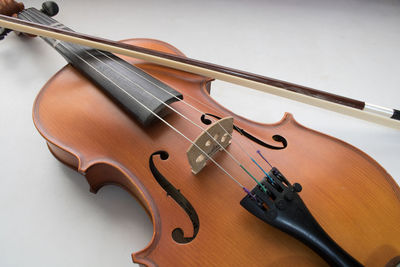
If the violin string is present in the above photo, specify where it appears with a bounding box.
[79,52,246,170]
[91,50,273,185]
[24,8,268,188]
[59,45,246,188]
[176,93,276,170]
[88,45,271,181]
[28,9,273,189]
[81,45,268,189]
[20,8,252,191]
[94,50,272,165]
[177,86,276,172]
[89,48,274,175]
[75,50,268,189]
[23,9,273,192]
[80,43,266,190]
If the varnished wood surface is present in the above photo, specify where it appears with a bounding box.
[1,1,400,266]
[33,39,400,266]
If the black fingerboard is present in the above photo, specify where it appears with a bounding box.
[18,8,183,126]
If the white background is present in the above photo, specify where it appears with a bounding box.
[0,0,399,266]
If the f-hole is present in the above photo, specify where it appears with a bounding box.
[149,151,199,243]
[201,113,287,150]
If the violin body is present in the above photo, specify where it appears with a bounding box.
[32,38,400,266]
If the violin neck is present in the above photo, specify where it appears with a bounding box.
[16,8,183,126]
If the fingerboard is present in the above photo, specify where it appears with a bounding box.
[18,8,183,126]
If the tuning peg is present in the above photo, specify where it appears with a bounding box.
[41,1,59,17]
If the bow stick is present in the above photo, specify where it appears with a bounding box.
[1,14,399,129]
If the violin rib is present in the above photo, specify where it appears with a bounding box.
[32,39,400,266]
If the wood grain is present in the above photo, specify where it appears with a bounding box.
[33,39,400,266]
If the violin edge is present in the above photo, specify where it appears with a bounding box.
[30,38,400,266]
[44,142,159,267]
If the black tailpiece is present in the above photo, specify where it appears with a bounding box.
[240,167,362,267]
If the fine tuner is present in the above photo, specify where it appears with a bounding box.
[1,1,400,266]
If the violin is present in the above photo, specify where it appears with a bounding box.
[1,1,399,266]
